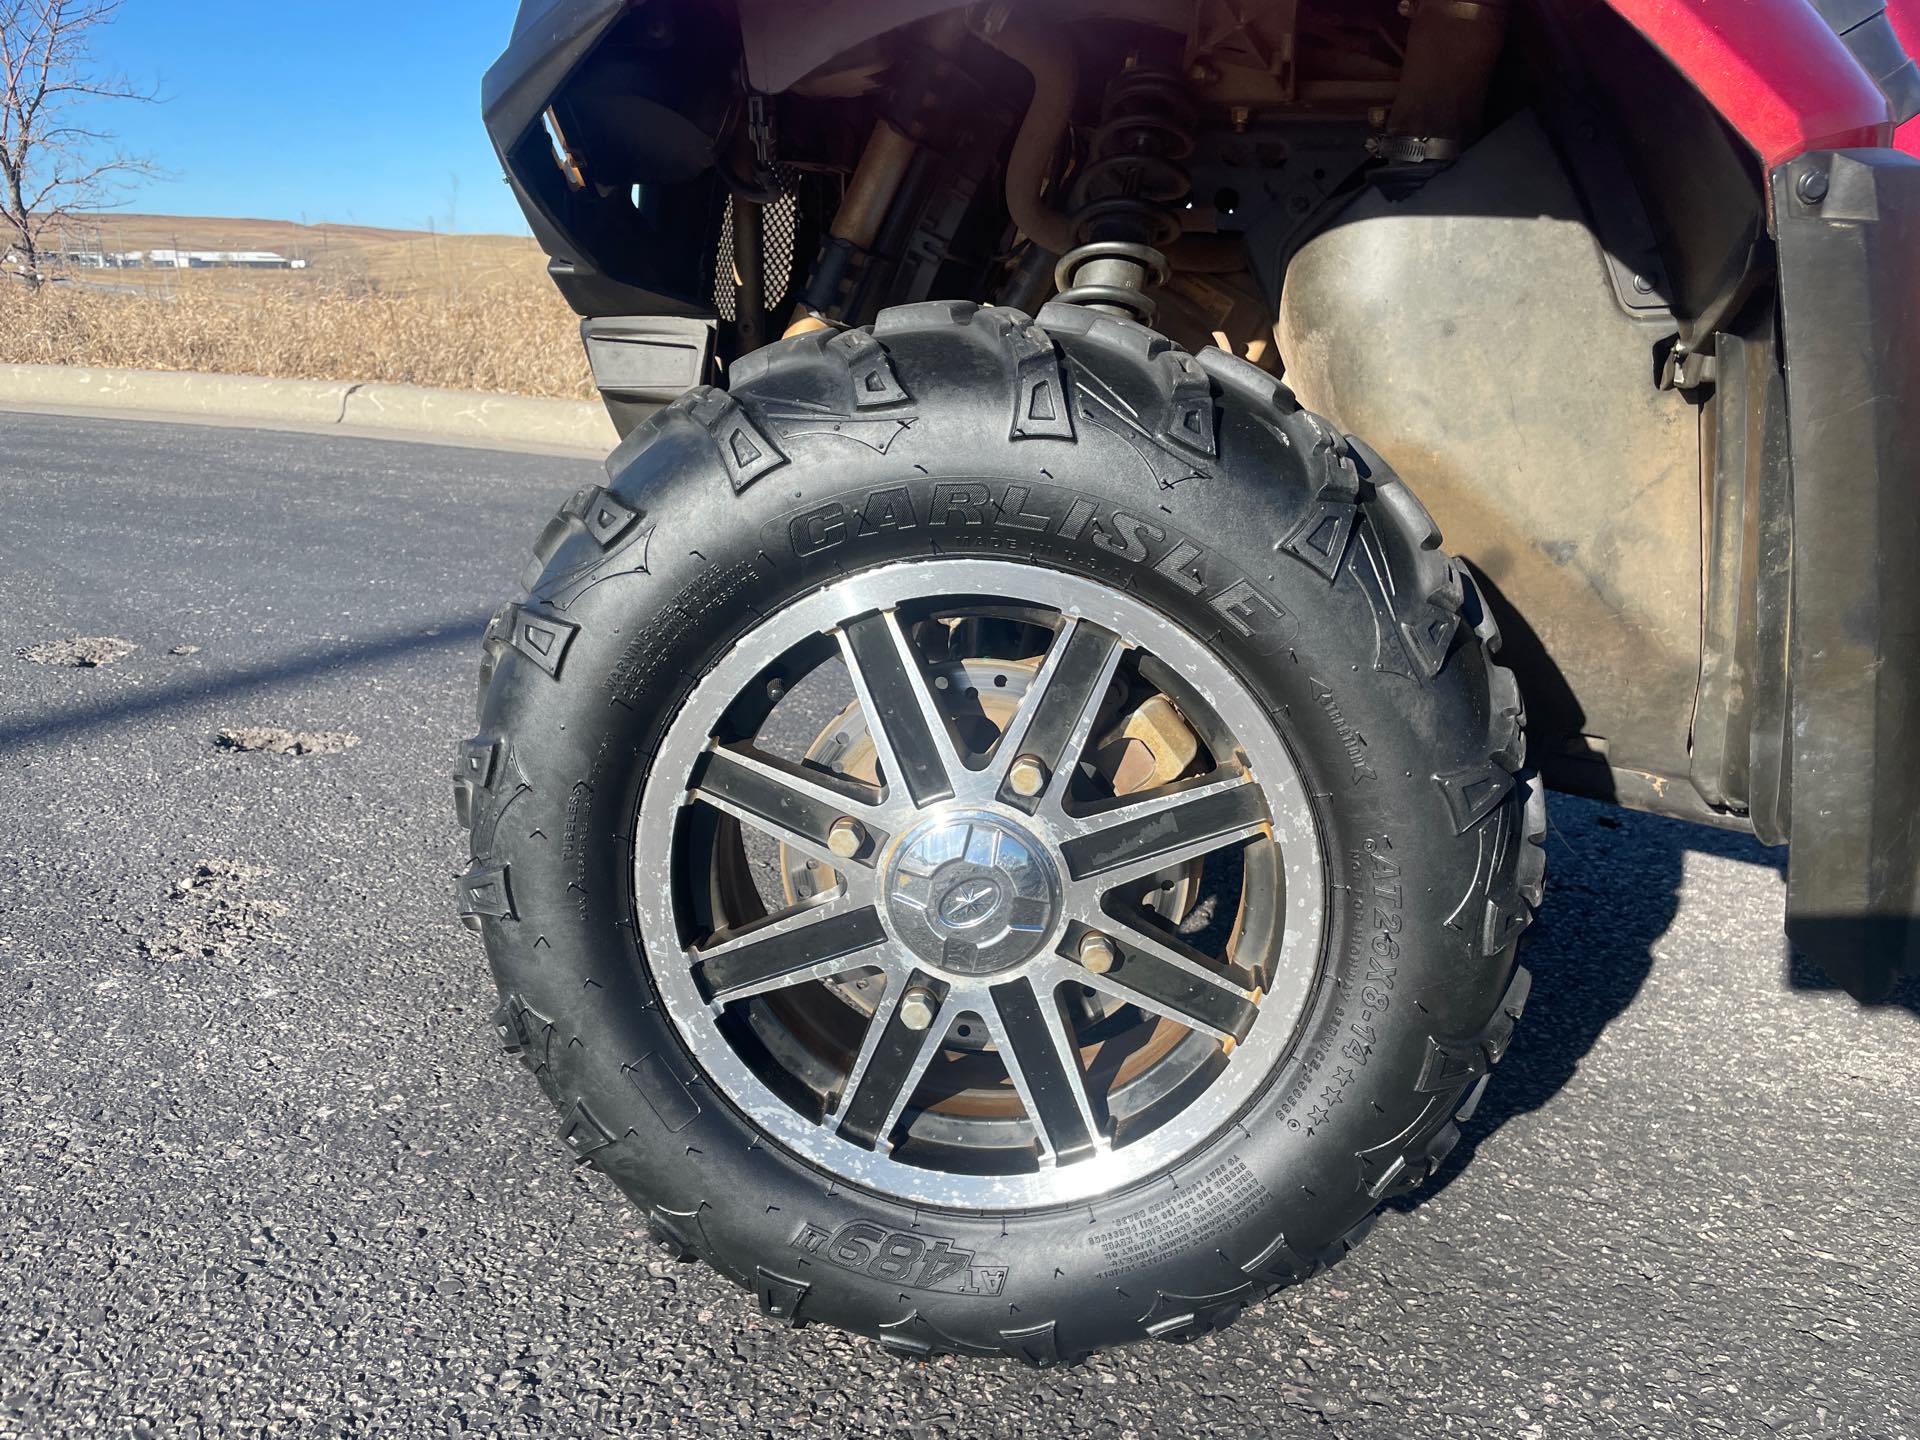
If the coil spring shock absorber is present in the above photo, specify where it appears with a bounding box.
[1054,65,1195,326]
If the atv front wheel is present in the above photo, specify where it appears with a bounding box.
[455,301,1543,1360]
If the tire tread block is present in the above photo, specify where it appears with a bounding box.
[684,388,788,493]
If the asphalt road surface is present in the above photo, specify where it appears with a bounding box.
[2,409,1915,1439]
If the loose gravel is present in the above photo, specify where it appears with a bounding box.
[216,725,362,756]
[18,634,137,666]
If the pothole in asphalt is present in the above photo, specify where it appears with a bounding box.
[18,635,137,667]
[217,726,361,756]
[141,859,291,962]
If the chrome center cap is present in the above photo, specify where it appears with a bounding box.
[884,811,1061,976]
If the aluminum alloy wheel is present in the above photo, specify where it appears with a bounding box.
[635,558,1326,1208]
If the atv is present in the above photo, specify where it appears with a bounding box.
[457,0,1920,1359]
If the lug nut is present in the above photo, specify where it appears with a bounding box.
[826,816,866,859]
[898,985,938,1031]
[1007,753,1048,798]
[1078,931,1117,975]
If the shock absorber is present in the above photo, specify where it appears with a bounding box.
[1054,64,1195,326]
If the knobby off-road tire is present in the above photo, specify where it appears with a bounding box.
[454,301,1545,1362]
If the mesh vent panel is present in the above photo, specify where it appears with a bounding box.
[712,167,801,324]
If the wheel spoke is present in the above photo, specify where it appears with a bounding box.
[837,610,961,808]
[1067,922,1258,1045]
[692,899,887,1004]
[835,970,947,1150]
[993,617,1125,811]
[689,744,888,869]
[1060,773,1268,892]
[986,975,1102,1164]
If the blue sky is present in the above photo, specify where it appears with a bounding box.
[85,1,530,234]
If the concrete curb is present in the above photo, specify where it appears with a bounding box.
[0,363,618,455]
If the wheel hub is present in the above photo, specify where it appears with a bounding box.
[635,558,1328,1208]
[883,811,1061,976]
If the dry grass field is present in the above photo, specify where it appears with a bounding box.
[0,214,595,399]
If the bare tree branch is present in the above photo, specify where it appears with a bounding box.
[0,0,157,283]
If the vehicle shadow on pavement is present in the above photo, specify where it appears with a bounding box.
[0,612,488,750]
[1397,799,1792,1210]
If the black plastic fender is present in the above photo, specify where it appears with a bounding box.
[1771,147,1920,1000]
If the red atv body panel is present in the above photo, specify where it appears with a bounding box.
[1894,0,1920,152]
[1611,0,1894,164]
